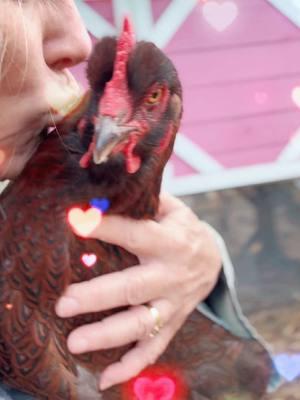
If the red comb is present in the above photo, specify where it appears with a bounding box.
[99,17,135,118]
[112,16,135,83]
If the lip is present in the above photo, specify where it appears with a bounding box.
[46,69,84,123]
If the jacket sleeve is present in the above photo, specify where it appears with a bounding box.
[0,385,34,400]
[198,226,282,393]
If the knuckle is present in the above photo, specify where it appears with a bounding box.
[171,231,187,252]
[143,346,161,365]
[125,275,146,306]
[153,336,168,359]
[185,239,200,259]
[178,206,197,226]
[125,226,143,252]
[135,312,150,338]
[146,349,159,366]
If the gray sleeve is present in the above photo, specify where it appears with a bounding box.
[0,385,34,400]
[197,226,282,392]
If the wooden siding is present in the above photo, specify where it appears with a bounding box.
[164,0,300,172]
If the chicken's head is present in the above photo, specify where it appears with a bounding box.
[78,17,182,181]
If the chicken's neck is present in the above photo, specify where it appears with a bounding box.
[22,130,166,221]
[86,150,164,220]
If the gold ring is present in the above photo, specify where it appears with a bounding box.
[145,304,163,338]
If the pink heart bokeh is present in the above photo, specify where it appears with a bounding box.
[81,253,97,268]
[202,1,238,32]
[292,86,300,108]
[134,377,175,400]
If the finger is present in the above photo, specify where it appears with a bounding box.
[156,192,184,221]
[67,301,172,354]
[157,193,199,233]
[99,316,183,391]
[55,264,171,317]
[87,215,172,258]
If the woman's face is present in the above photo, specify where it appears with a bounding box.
[0,0,92,179]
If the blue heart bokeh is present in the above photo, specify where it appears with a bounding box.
[90,198,111,213]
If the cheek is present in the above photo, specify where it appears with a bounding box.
[146,92,170,123]
[142,105,166,126]
[133,91,170,130]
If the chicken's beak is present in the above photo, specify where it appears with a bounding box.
[93,116,133,164]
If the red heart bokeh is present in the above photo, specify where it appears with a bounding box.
[134,377,175,400]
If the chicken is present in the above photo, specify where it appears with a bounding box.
[0,18,275,400]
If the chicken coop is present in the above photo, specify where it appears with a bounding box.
[73,0,300,196]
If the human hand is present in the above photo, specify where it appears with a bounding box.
[55,193,222,390]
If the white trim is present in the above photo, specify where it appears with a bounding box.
[277,127,300,162]
[174,133,224,173]
[77,0,197,46]
[130,0,154,40]
[162,162,300,195]
[266,0,300,28]
[112,0,153,40]
[162,162,175,184]
[149,0,199,48]
[112,0,131,31]
[75,0,116,38]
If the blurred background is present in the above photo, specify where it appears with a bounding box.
[73,1,300,398]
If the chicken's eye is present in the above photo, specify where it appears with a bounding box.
[146,88,163,105]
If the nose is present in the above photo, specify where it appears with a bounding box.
[43,1,92,70]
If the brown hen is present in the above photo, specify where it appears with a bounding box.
[0,19,276,400]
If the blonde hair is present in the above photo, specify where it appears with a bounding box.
[0,0,29,92]
[0,3,9,80]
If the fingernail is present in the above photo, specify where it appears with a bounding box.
[68,336,88,354]
[99,379,113,391]
[55,297,80,317]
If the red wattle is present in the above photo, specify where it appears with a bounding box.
[124,136,141,174]
[79,141,95,169]
[79,152,91,169]
[126,154,141,174]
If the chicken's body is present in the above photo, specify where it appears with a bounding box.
[0,20,275,400]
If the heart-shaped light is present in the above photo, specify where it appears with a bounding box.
[292,86,300,108]
[81,253,97,268]
[68,207,102,237]
[273,353,300,382]
[90,198,110,213]
[134,377,175,400]
[202,1,238,32]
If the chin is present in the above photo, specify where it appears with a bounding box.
[0,156,26,180]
